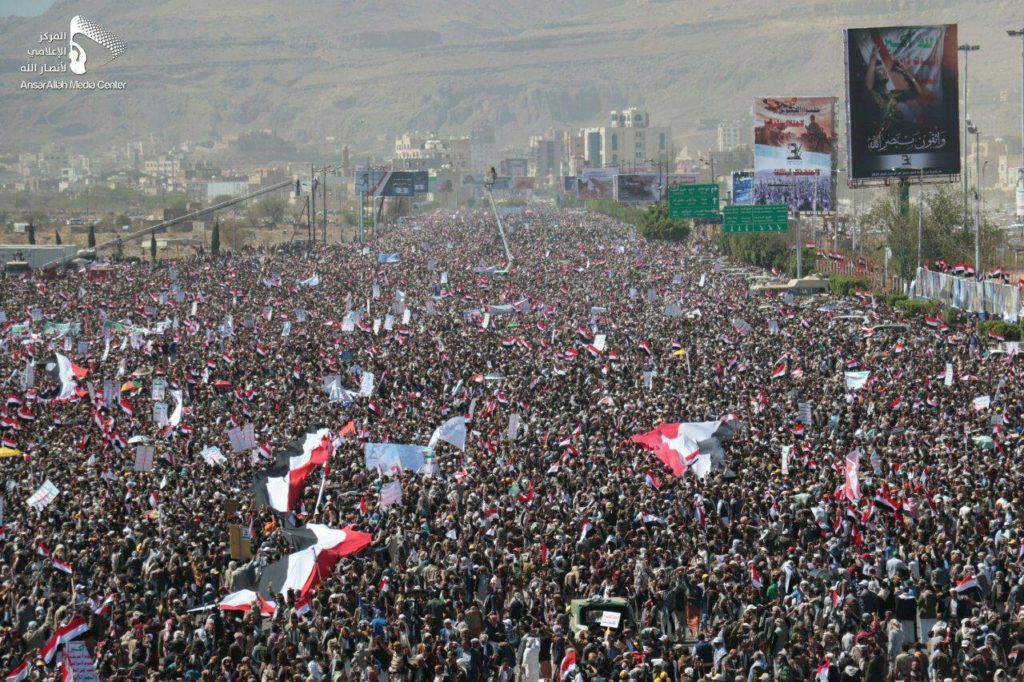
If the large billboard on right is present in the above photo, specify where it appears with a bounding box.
[754,96,835,213]
[844,24,961,183]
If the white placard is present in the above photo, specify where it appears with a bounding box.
[359,371,375,397]
[593,334,607,352]
[482,313,490,329]
[373,319,382,335]
[200,446,227,466]
[440,272,448,285]
[228,423,257,453]
[599,611,622,628]
[402,309,411,325]
[26,479,59,509]
[134,446,155,472]
[282,321,292,337]
[379,480,403,508]
[153,402,168,427]
[384,315,395,331]
[974,395,991,411]
[944,363,954,387]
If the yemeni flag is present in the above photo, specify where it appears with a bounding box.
[955,575,978,593]
[52,558,73,574]
[815,662,830,682]
[257,524,372,599]
[218,589,277,616]
[253,429,334,513]
[5,660,29,682]
[43,353,86,400]
[40,616,88,664]
[771,362,787,379]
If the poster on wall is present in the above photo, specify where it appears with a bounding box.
[844,24,961,182]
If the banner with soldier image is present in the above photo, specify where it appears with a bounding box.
[753,96,835,213]
[844,25,960,182]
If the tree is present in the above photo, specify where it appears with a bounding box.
[27,221,35,245]
[251,196,287,229]
[636,202,691,242]
[150,233,157,263]
[54,230,62,245]
[860,185,1002,279]
[88,224,96,248]
[211,219,221,258]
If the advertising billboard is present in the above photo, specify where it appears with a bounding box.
[754,96,835,213]
[732,171,753,204]
[844,24,960,182]
[579,169,618,200]
[615,173,661,203]
[412,171,429,193]
[665,173,699,188]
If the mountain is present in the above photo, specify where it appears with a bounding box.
[1,0,1022,154]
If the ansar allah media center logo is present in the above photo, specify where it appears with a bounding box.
[19,14,127,90]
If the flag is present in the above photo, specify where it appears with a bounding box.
[631,420,737,477]
[257,524,373,600]
[252,429,334,513]
[843,449,861,502]
[771,362,787,379]
[644,471,661,490]
[955,575,978,593]
[43,353,84,399]
[580,517,593,541]
[218,589,276,616]
[750,562,762,589]
[5,660,28,682]
[359,496,368,515]
[559,650,577,679]
[52,558,73,574]
[294,593,311,616]
[36,542,51,557]
[815,662,830,682]
[428,416,467,451]
[844,371,870,391]
[40,616,89,664]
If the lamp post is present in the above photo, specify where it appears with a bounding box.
[1009,31,1024,173]
[646,158,665,201]
[958,44,980,220]
[967,121,982,275]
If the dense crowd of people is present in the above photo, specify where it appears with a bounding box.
[0,208,1021,682]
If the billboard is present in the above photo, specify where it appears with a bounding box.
[665,173,699,188]
[844,25,960,182]
[732,171,753,204]
[579,169,618,200]
[615,173,661,202]
[754,96,835,213]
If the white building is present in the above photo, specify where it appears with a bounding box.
[580,108,673,169]
[717,120,747,152]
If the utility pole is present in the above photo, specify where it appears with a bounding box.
[917,168,924,272]
[1010,30,1024,172]
[310,165,316,247]
[322,167,328,244]
[958,44,980,221]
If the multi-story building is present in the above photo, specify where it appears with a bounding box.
[717,120,747,152]
[528,133,565,179]
[578,108,674,170]
[470,125,496,174]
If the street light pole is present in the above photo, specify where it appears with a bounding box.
[958,44,980,221]
[1009,31,1024,173]
[968,122,982,274]
[917,167,924,272]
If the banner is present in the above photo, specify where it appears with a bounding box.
[579,169,618,200]
[844,25,961,181]
[364,443,431,474]
[732,171,753,204]
[615,173,663,203]
[916,267,1021,322]
[754,96,835,212]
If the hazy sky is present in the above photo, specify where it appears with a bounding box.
[0,0,55,17]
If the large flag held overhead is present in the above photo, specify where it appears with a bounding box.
[428,416,467,451]
[632,420,740,477]
[258,524,372,599]
[253,428,333,513]
[844,371,870,391]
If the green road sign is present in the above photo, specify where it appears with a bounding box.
[668,184,719,219]
[723,204,789,233]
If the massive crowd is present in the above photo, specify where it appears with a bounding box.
[0,208,1021,682]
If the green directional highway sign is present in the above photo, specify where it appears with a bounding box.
[667,184,719,220]
[723,204,789,233]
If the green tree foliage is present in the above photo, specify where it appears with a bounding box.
[27,221,35,245]
[54,230,62,245]
[585,200,643,225]
[251,196,287,229]
[636,202,691,242]
[88,224,96,248]
[211,219,221,258]
[150,233,157,262]
[860,185,1002,279]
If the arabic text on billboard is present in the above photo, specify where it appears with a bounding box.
[844,24,960,182]
[754,96,835,213]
